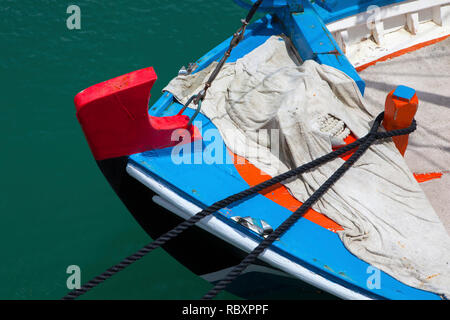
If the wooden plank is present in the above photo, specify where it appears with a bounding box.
[406,12,419,35]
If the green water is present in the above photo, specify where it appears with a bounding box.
[1,0,335,301]
[0,0,253,300]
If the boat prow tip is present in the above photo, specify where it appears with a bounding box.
[74,66,197,161]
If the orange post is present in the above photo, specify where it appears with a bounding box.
[383,85,419,156]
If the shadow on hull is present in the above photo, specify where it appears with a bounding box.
[97,156,337,300]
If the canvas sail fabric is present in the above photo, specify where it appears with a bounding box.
[164,35,450,298]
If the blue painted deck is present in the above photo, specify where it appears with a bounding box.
[130,14,441,299]
[282,2,366,93]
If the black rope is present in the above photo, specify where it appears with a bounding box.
[245,0,263,23]
[192,0,264,105]
[201,112,397,299]
[62,112,416,300]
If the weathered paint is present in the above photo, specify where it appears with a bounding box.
[279,3,366,93]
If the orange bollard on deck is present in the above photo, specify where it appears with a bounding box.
[383,85,419,156]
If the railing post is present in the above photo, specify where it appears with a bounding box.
[383,85,419,156]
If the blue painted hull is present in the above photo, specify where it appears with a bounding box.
[123,12,441,300]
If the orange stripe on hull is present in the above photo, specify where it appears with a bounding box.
[230,144,444,233]
[414,172,443,183]
[356,34,450,72]
[230,151,344,233]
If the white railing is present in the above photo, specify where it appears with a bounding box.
[327,0,450,51]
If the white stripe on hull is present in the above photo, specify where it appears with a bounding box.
[127,163,373,300]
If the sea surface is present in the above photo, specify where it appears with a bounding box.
[0,0,332,300]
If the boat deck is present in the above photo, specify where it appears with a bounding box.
[360,37,450,233]
[126,14,444,300]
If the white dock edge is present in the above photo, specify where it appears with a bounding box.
[126,162,373,300]
[326,0,450,68]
